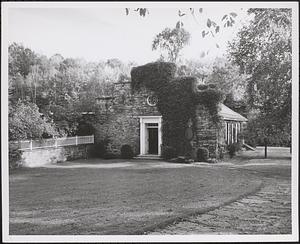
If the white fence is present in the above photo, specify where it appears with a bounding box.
[12,135,94,151]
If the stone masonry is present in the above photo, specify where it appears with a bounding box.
[94,81,160,156]
[94,80,225,158]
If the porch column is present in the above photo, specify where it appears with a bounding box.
[158,117,162,155]
[139,118,145,155]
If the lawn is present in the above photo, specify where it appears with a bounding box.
[9,160,262,235]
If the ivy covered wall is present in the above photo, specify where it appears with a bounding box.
[131,62,225,158]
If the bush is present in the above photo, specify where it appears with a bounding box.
[161,145,177,160]
[9,101,57,141]
[9,142,22,169]
[88,140,108,158]
[218,144,224,159]
[197,147,209,162]
[120,144,134,159]
[103,153,119,159]
[207,158,218,164]
[227,143,240,158]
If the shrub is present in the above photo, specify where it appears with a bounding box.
[197,147,209,162]
[207,158,218,164]
[88,140,108,158]
[162,145,177,160]
[120,144,134,159]
[227,143,239,158]
[9,101,57,141]
[103,153,119,159]
[9,142,22,169]
[218,144,224,159]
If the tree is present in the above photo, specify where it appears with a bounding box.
[228,8,292,146]
[152,26,190,63]
[8,43,38,101]
[125,8,238,40]
[9,100,57,141]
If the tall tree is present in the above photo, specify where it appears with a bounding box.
[229,8,292,145]
[152,26,190,63]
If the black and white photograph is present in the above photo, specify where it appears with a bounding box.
[1,1,299,243]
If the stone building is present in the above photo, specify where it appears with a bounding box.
[93,63,247,159]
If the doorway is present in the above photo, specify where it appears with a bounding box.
[148,126,158,154]
[139,116,162,156]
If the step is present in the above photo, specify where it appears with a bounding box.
[135,154,162,160]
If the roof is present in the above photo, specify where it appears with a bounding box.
[219,104,248,122]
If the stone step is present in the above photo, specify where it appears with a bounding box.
[135,155,162,160]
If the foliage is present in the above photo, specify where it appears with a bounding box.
[88,139,109,158]
[9,100,57,141]
[207,158,218,164]
[9,142,22,169]
[8,43,135,138]
[131,62,177,91]
[177,60,212,81]
[227,143,239,158]
[195,87,224,124]
[197,147,209,162]
[125,8,238,40]
[244,114,291,147]
[9,42,37,79]
[131,62,224,156]
[206,60,247,101]
[161,145,178,160]
[228,8,291,146]
[120,144,134,159]
[152,26,190,63]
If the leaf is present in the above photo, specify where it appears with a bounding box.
[125,8,129,15]
[199,8,203,13]
[134,8,139,12]
[230,12,237,17]
[178,10,186,17]
[210,31,215,37]
[190,8,194,15]
[216,44,220,48]
[139,8,147,17]
[176,21,183,29]
[222,15,227,21]
[215,26,220,33]
[202,30,206,38]
[207,18,212,28]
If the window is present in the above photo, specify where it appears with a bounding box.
[147,95,158,106]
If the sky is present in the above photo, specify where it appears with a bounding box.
[8,4,252,65]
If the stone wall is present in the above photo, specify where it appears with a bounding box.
[20,144,91,167]
[94,82,161,156]
[94,82,230,159]
[194,104,221,158]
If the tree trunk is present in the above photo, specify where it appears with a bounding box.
[264,137,268,158]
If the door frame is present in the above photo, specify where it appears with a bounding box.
[139,116,162,155]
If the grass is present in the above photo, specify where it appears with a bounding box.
[9,160,262,235]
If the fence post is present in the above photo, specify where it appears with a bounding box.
[55,138,58,148]
[30,139,33,151]
[76,136,78,146]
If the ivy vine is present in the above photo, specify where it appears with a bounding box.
[131,62,224,156]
